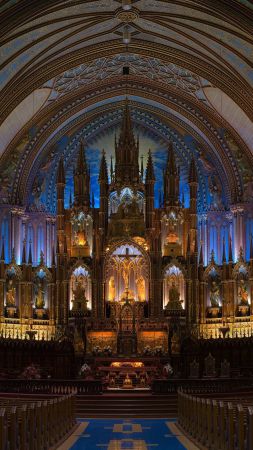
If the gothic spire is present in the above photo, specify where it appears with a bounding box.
[114,99,140,184]
[145,150,155,182]
[99,150,109,184]
[164,141,180,205]
[222,237,226,263]
[28,241,32,265]
[57,157,65,184]
[22,240,26,264]
[189,157,198,183]
[118,98,135,145]
[75,140,86,175]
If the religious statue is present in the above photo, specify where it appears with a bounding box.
[169,282,180,303]
[35,283,45,309]
[108,276,116,301]
[165,281,182,310]
[210,281,220,307]
[6,280,16,307]
[238,279,248,305]
[136,276,145,302]
[72,280,88,311]
[123,373,133,389]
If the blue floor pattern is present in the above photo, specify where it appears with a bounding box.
[70,419,187,449]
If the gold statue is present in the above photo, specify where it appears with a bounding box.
[136,276,145,302]
[72,280,88,311]
[210,281,220,307]
[165,281,182,310]
[238,279,248,305]
[169,282,180,303]
[123,373,133,389]
[108,276,116,301]
[35,283,45,309]
[6,280,16,307]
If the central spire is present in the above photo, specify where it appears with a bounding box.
[114,99,140,185]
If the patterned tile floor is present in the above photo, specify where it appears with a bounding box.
[59,419,199,450]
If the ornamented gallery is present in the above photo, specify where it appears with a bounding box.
[1,1,253,449]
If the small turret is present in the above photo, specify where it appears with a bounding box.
[74,140,90,208]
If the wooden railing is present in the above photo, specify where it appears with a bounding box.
[0,379,102,395]
[0,394,75,450]
[152,378,253,394]
[178,390,253,450]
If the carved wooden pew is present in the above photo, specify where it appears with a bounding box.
[178,390,253,450]
[0,394,75,450]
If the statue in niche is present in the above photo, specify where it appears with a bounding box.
[6,280,16,307]
[72,280,88,311]
[169,282,180,303]
[210,281,220,307]
[108,276,116,301]
[165,281,182,310]
[238,279,248,305]
[121,257,135,301]
[136,276,145,302]
[35,283,45,309]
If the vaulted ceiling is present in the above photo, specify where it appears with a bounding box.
[0,0,253,211]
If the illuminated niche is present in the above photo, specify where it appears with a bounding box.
[163,264,185,309]
[70,265,91,311]
[105,243,149,303]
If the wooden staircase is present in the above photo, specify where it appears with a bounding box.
[76,392,178,418]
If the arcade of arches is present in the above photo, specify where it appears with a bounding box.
[1,0,253,382]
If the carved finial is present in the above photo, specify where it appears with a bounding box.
[210,249,215,263]
[222,237,226,263]
[99,149,109,183]
[145,150,155,182]
[28,240,32,265]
